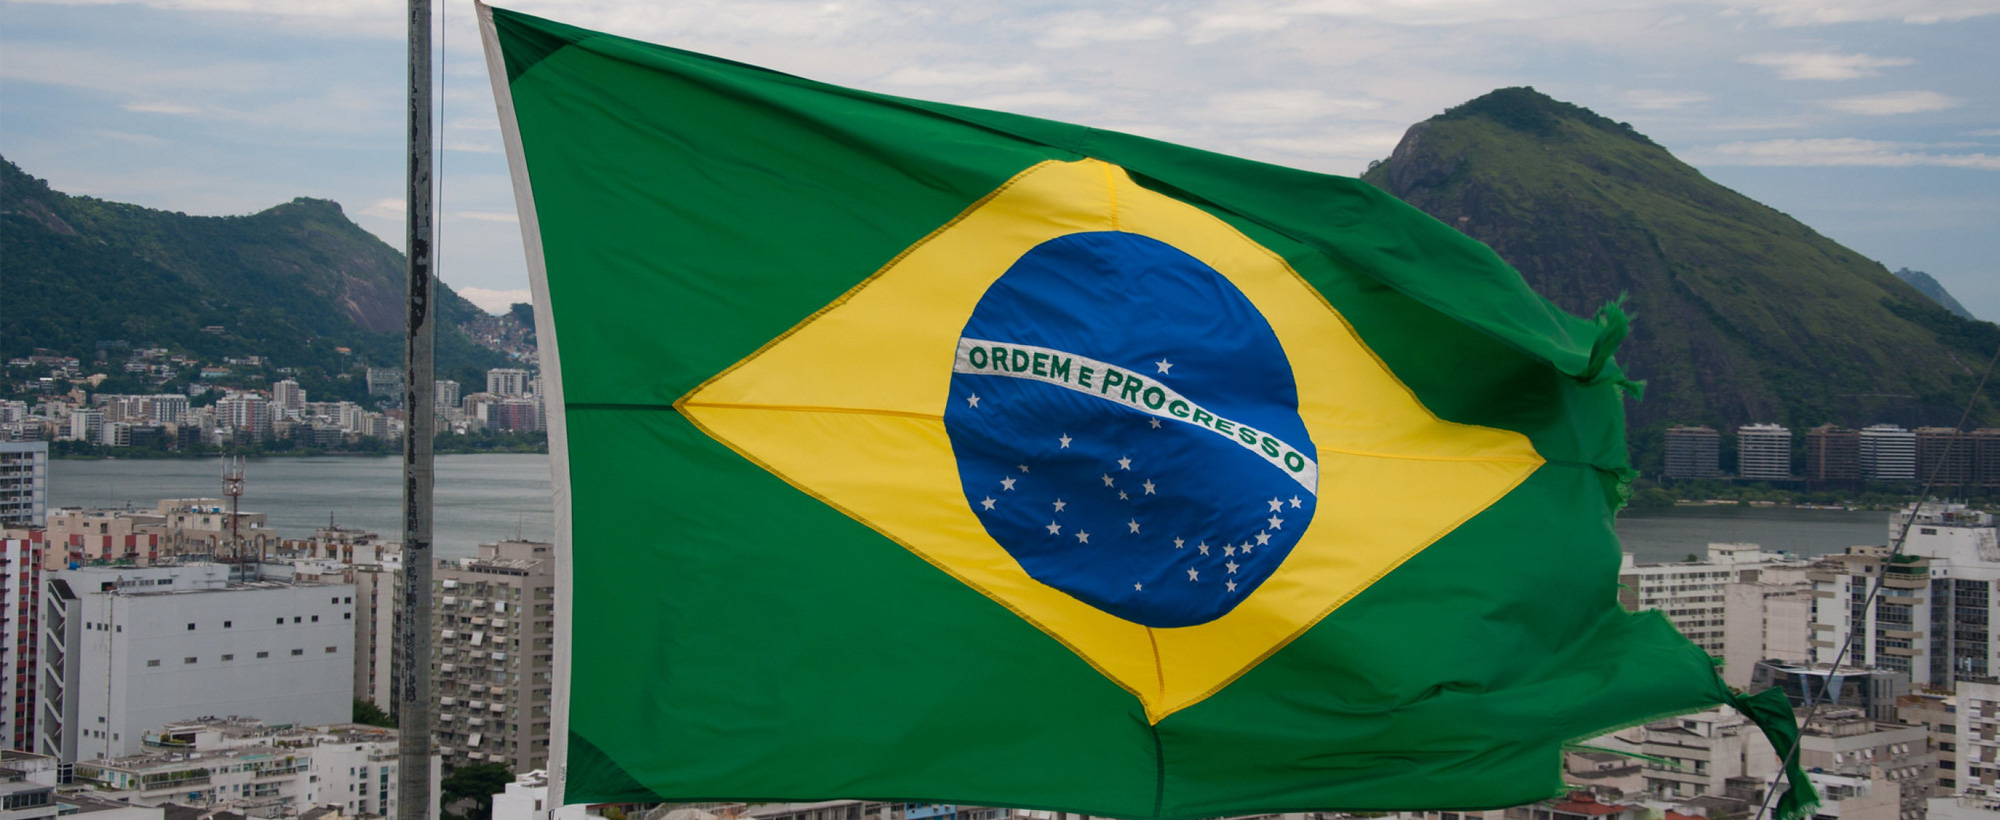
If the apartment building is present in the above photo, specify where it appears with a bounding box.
[1664,426,1722,479]
[1810,503,2000,688]
[2,535,44,751]
[1861,425,1918,481]
[1737,424,1793,481]
[1621,543,1795,658]
[0,443,46,530]
[38,563,353,762]
[70,717,436,818]
[432,540,556,773]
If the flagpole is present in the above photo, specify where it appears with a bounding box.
[397,0,436,813]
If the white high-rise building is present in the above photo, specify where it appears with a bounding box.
[1956,680,2000,797]
[271,379,305,413]
[1621,543,1797,658]
[1738,423,1793,481]
[1721,561,1814,688]
[1811,503,2000,688]
[214,393,271,441]
[436,379,461,410]
[1860,424,1918,481]
[487,368,531,398]
[66,410,103,443]
[351,551,402,714]
[1,440,48,528]
[142,395,189,426]
[38,563,354,762]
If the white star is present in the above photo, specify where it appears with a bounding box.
[1226,561,1239,574]
[1128,519,1141,534]
[1134,583,1143,591]
[980,497,996,510]
[1059,433,1072,449]
[1053,498,1067,513]
[1223,545,1236,557]
[1187,568,1200,581]
[1267,498,1284,512]
[1118,490,1129,500]
[1118,456,1132,471]
[1156,359,1173,375]
[1148,418,1161,429]
[1101,474,1115,487]
[1046,521,1062,535]
[1076,531,1090,544]
[1173,537,1185,549]
[967,394,980,408]
[1267,515,1284,530]
[1290,496,1303,509]
[1000,477,1017,491]
[1197,542,1210,555]
[1255,531,1271,545]
[1142,479,1156,495]
[1226,580,1237,592]
[1018,464,1030,473]
[1240,542,1255,554]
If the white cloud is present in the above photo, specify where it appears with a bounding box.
[455,287,532,314]
[1186,8,1293,43]
[1819,90,1958,115]
[1741,51,1913,80]
[1621,90,1710,110]
[360,198,405,220]
[877,63,1047,87]
[1203,89,1383,124]
[124,102,201,114]
[451,211,518,223]
[958,90,1099,112]
[1702,138,2000,169]
[1034,11,1176,48]
[1725,0,2000,25]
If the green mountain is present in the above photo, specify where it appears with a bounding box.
[1894,267,1976,320]
[1361,88,1999,467]
[1,156,508,391]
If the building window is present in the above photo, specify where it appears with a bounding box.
[224,621,232,628]
[325,646,337,654]
[345,613,353,620]
[146,659,161,667]
[184,657,197,664]
[187,623,196,631]
[221,654,234,661]
[311,615,319,622]
[276,618,284,625]
[256,651,270,659]
[294,617,302,623]
[292,649,304,656]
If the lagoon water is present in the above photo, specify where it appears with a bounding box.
[51,455,1891,563]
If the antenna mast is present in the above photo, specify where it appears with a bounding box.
[222,457,246,562]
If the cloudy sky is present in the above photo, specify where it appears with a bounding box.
[3,0,1995,318]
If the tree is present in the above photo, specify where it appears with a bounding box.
[508,302,534,327]
[440,762,514,820]
[352,698,395,728]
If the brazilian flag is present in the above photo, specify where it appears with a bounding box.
[477,5,1814,818]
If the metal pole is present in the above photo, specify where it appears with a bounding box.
[397,0,435,814]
